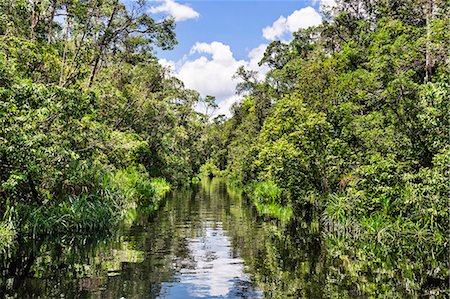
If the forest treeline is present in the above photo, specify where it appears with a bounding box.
[0,0,214,248]
[202,0,449,296]
[0,0,449,296]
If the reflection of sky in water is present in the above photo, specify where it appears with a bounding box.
[157,222,262,299]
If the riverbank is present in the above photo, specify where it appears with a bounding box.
[0,166,170,255]
[220,175,449,298]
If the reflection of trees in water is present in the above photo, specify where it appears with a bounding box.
[230,187,448,298]
[227,201,327,299]
[1,179,447,298]
[0,180,256,298]
[0,210,178,298]
[1,234,113,298]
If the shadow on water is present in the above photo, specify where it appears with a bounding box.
[1,178,447,298]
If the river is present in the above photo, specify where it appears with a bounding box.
[3,178,445,298]
[1,179,326,298]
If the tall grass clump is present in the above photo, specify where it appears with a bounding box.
[252,180,282,204]
[19,195,115,236]
[250,181,293,221]
[0,220,15,254]
[16,164,171,237]
[108,166,170,207]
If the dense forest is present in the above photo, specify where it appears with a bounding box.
[0,0,213,246]
[202,0,449,296]
[0,0,449,297]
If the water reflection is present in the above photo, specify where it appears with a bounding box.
[2,178,445,298]
[1,179,264,298]
[155,179,262,299]
[158,224,256,298]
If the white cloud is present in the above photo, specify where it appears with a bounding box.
[247,44,269,80]
[262,16,288,41]
[160,42,268,117]
[190,42,235,64]
[178,42,242,100]
[216,95,240,118]
[287,7,322,31]
[181,226,247,297]
[149,0,199,22]
[262,6,322,41]
[159,58,175,70]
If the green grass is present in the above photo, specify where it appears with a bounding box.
[253,201,293,222]
[249,181,293,221]
[15,166,171,237]
[252,180,282,204]
[19,195,115,236]
[0,220,15,254]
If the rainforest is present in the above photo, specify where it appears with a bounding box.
[0,0,449,298]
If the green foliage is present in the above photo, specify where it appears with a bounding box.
[14,165,171,237]
[19,196,115,236]
[199,159,221,177]
[0,220,15,254]
[109,167,171,207]
[203,1,449,296]
[1,0,448,296]
[0,0,207,255]
[251,180,282,205]
[248,181,293,221]
[253,201,293,222]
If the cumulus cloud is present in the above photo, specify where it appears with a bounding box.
[262,16,288,42]
[262,6,322,41]
[215,95,240,118]
[159,58,176,70]
[161,42,268,117]
[247,44,269,80]
[149,0,199,22]
[248,44,268,67]
[178,42,241,100]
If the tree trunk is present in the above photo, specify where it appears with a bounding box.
[88,5,118,87]
[59,15,71,86]
[30,0,41,40]
[47,0,57,43]
[425,0,434,82]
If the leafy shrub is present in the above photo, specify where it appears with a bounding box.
[0,220,15,254]
[252,180,282,205]
[199,160,221,177]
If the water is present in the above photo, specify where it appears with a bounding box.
[3,178,446,298]
[1,179,272,298]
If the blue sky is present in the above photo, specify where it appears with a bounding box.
[126,0,335,116]
[156,1,319,61]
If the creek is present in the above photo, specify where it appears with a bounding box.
[1,179,327,298]
[9,178,440,298]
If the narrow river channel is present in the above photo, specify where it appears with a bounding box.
[2,178,327,298]
[5,178,442,298]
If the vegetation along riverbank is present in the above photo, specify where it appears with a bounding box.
[1,0,449,297]
[200,1,449,297]
[1,0,212,254]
